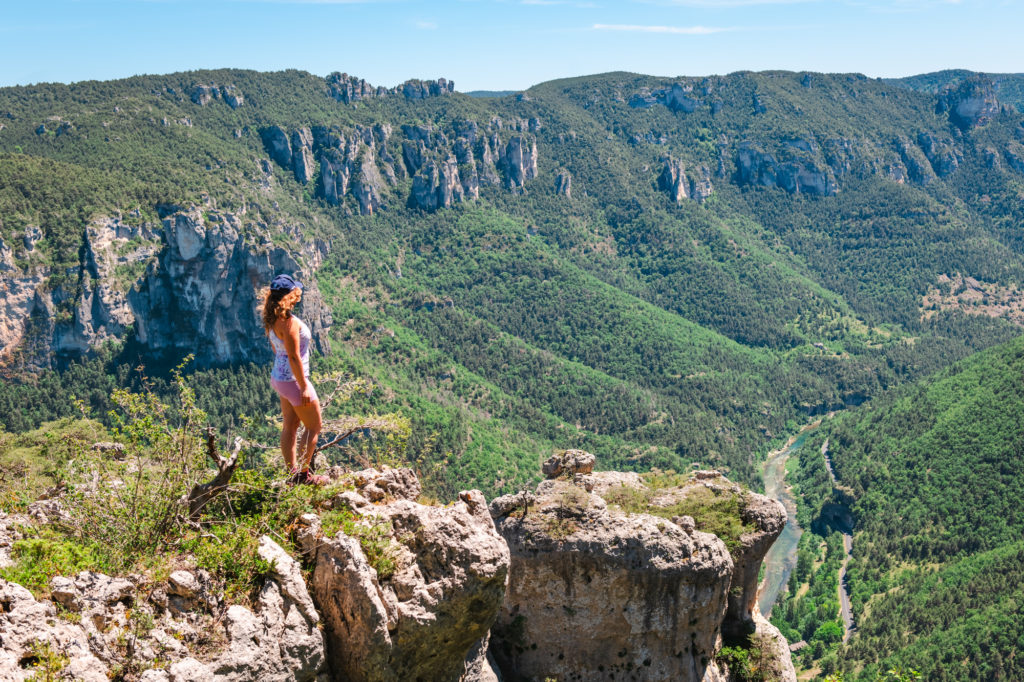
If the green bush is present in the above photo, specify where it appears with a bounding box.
[0,531,108,597]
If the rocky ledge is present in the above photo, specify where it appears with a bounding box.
[489,454,793,682]
[0,456,793,681]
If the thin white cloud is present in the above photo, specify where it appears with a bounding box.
[592,23,732,34]
[415,20,438,29]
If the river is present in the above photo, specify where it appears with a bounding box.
[757,428,856,642]
[757,427,813,616]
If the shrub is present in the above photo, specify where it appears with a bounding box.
[0,531,108,597]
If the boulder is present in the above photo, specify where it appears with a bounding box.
[541,449,596,478]
[311,488,509,682]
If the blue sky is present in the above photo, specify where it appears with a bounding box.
[0,0,1020,91]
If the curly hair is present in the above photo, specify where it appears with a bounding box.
[261,287,302,334]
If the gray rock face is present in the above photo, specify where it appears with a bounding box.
[491,478,733,682]
[939,76,999,130]
[190,83,243,108]
[1,214,167,366]
[262,126,293,168]
[412,157,465,211]
[0,263,50,366]
[326,73,453,103]
[736,144,837,196]
[917,132,961,177]
[291,128,316,184]
[629,81,704,113]
[659,158,713,203]
[327,72,387,103]
[897,137,936,185]
[206,537,325,681]
[128,206,331,365]
[659,158,691,202]
[310,482,510,682]
[500,136,538,190]
[555,170,572,198]
[264,119,536,213]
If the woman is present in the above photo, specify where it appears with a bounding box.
[263,274,328,485]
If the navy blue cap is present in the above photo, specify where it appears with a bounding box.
[270,274,303,291]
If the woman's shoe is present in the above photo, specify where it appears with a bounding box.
[294,469,330,486]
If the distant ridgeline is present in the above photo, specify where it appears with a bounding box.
[2,68,1024,497]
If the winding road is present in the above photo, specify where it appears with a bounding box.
[758,427,856,645]
[821,438,856,642]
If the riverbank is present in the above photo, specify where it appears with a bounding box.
[757,420,821,616]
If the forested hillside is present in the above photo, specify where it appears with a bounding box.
[789,334,1024,680]
[2,68,1024,500]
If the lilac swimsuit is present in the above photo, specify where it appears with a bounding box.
[270,317,318,406]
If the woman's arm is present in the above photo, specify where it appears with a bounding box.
[276,318,314,404]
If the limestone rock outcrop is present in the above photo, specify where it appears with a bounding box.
[0,536,324,682]
[629,81,704,113]
[261,119,539,213]
[487,460,793,682]
[326,72,454,104]
[307,468,510,682]
[327,72,388,103]
[0,206,331,369]
[190,83,244,108]
[896,137,936,185]
[128,206,331,365]
[541,449,596,478]
[917,132,961,177]
[736,144,838,196]
[938,76,999,130]
[497,135,538,191]
[490,475,732,681]
[488,459,792,682]
[659,157,714,203]
[555,170,572,198]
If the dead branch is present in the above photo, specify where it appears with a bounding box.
[314,416,406,453]
[186,428,242,522]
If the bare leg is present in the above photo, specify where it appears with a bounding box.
[291,399,322,472]
[280,396,301,472]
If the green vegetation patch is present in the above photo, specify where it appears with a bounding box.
[603,473,755,556]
